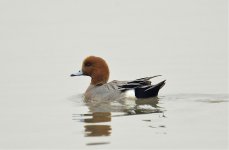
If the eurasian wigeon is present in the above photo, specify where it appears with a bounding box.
[71,56,166,101]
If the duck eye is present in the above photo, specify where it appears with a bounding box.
[85,62,92,67]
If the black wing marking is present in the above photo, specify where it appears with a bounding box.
[134,80,166,98]
[128,75,161,83]
[118,75,162,92]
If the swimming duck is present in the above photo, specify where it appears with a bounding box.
[71,56,166,101]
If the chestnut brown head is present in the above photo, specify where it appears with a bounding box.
[71,56,110,85]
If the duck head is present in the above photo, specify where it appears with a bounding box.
[71,56,110,86]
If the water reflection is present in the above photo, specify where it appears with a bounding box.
[83,112,112,137]
[72,96,165,146]
[83,112,111,123]
[85,124,111,137]
[72,112,112,137]
[84,97,162,114]
[70,94,229,148]
[86,142,110,146]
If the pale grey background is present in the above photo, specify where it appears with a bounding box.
[0,0,228,149]
[0,0,227,94]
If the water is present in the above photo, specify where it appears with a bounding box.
[72,94,228,149]
[0,0,228,149]
[0,92,228,149]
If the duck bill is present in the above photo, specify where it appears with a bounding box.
[71,70,84,77]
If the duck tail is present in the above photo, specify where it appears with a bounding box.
[134,80,166,98]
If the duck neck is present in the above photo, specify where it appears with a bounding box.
[91,70,109,86]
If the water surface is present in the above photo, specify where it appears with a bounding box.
[70,94,228,149]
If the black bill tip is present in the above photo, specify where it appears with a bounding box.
[70,74,77,77]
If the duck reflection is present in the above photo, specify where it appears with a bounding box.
[83,112,111,123]
[71,96,166,146]
[73,97,163,138]
[85,96,160,114]
[83,112,112,137]
[85,124,111,137]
